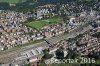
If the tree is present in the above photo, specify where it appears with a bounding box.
[24,64,30,66]
[55,48,64,59]
[92,32,100,38]
[42,48,53,60]
[27,17,34,22]
[88,51,100,60]
[43,53,53,59]
[66,49,80,59]
[0,2,10,10]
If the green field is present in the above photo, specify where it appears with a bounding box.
[23,17,62,29]
[0,0,19,3]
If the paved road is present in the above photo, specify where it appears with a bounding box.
[46,23,91,44]
[0,41,49,63]
[0,23,91,64]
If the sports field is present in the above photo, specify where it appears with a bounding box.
[23,17,62,29]
[0,0,19,3]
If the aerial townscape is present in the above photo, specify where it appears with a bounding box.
[0,0,100,66]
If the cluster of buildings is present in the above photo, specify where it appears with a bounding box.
[0,4,59,50]
[36,4,56,19]
[2,41,50,66]
[0,7,87,50]
[76,33,100,55]
[0,11,43,50]
[46,31,100,58]
[59,3,90,16]
[0,1,100,65]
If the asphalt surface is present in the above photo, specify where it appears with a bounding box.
[46,23,91,44]
[0,41,49,63]
[0,23,92,64]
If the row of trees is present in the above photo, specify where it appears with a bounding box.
[41,47,80,61]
